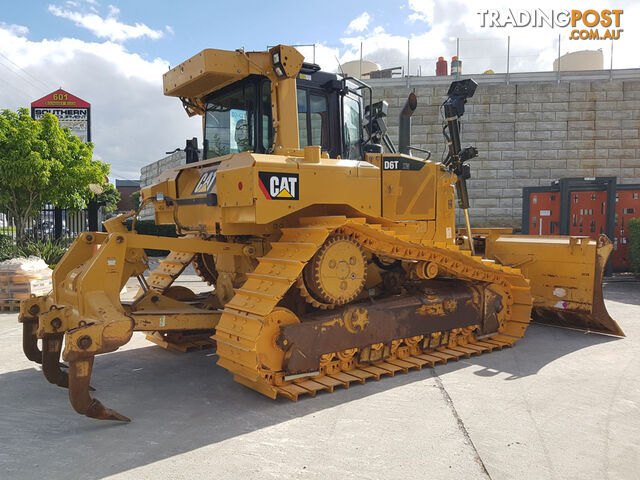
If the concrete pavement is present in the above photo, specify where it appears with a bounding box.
[0,279,638,479]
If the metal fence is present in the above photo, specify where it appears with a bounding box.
[297,33,626,84]
[0,203,99,241]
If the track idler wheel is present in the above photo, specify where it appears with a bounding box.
[257,307,299,373]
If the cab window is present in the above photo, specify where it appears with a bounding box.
[204,82,255,158]
[310,93,328,148]
[297,88,329,150]
[343,94,362,159]
[297,89,308,148]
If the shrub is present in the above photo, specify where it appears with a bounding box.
[123,219,177,256]
[629,218,640,275]
[16,238,74,267]
[0,235,18,262]
[0,236,73,266]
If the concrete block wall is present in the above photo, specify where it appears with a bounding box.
[368,70,640,228]
[140,150,189,188]
[139,150,201,220]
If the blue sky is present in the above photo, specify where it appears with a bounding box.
[0,0,637,179]
[1,0,432,67]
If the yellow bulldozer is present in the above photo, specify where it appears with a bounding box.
[19,45,623,422]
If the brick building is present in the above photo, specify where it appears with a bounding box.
[115,179,140,212]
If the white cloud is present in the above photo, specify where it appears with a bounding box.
[407,0,434,23]
[346,12,370,34]
[291,43,340,71]
[0,22,29,36]
[48,4,164,42]
[0,25,199,179]
[331,0,639,76]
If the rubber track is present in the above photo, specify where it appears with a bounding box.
[213,216,532,400]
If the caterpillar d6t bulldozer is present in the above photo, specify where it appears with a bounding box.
[19,45,623,422]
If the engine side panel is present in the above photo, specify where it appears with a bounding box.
[381,154,437,221]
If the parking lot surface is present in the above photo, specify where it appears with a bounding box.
[1,279,638,479]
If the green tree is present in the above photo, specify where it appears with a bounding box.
[130,190,141,210]
[94,182,121,214]
[0,108,109,243]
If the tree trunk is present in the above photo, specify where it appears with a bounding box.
[10,210,31,245]
[14,215,25,245]
[7,190,37,245]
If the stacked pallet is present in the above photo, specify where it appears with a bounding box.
[0,257,52,311]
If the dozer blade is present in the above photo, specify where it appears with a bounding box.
[486,234,623,336]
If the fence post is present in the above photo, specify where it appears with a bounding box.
[88,201,99,232]
[506,36,511,85]
[556,34,561,83]
[406,39,410,88]
[609,39,614,82]
[54,208,63,239]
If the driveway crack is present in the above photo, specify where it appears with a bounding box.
[433,370,492,479]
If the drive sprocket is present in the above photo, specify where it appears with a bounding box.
[303,235,367,306]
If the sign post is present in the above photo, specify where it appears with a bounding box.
[31,89,93,238]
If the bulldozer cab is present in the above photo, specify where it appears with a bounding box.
[202,64,366,161]
[296,64,365,160]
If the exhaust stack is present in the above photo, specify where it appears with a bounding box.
[398,92,417,155]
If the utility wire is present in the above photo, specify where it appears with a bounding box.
[0,61,46,96]
[0,51,55,92]
[0,75,36,103]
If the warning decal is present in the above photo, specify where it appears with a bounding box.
[258,172,299,200]
[382,156,426,171]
